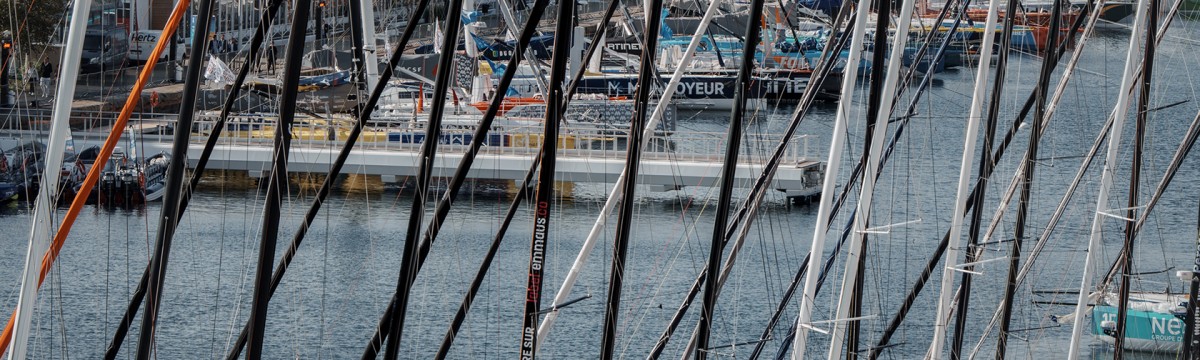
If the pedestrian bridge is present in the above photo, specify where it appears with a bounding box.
[1,113,825,200]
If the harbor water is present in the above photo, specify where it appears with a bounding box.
[2,21,1200,359]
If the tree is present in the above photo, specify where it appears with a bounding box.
[0,0,69,45]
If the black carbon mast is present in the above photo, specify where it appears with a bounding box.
[1184,180,1200,357]
[105,1,286,357]
[695,0,765,358]
[995,1,1063,357]
[221,1,432,359]
[518,0,573,357]
[244,0,312,355]
[873,1,1099,355]
[658,3,856,357]
[130,0,214,357]
[1112,0,1156,354]
[599,0,664,357]
[371,0,465,358]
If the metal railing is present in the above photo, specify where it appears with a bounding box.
[4,114,818,167]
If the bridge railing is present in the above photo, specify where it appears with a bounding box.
[88,116,817,166]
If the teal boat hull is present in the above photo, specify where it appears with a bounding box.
[1092,305,1183,352]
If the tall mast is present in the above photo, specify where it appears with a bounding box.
[536,0,715,346]
[6,0,93,358]
[1112,0,1156,353]
[695,0,765,357]
[1182,137,1200,358]
[1065,0,1150,355]
[827,0,918,354]
[996,1,1063,357]
[243,0,308,355]
[789,0,871,357]
[376,0,465,357]
[0,0,191,354]
[349,0,380,91]
[519,0,573,357]
[134,0,215,356]
[928,0,1001,356]
[105,1,290,357]
[223,1,432,358]
[948,0,1026,346]
[598,0,664,357]
[648,3,857,359]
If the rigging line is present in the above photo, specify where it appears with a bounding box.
[758,0,974,353]
[539,0,739,348]
[997,1,1065,357]
[103,1,290,358]
[0,0,190,355]
[135,0,217,356]
[829,0,922,353]
[868,6,1099,357]
[966,0,1182,356]
[223,1,434,359]
[371,0,467,357]
[340,0,544,356]
[244,0,312,354]
[952,0,1026,350]
[4,0,92,357]
[1113,1,1156,354]
[650,3,857,358]
[518,1,573,357]
[928,0,995,356]
[695,1,765,358]
[887,0,964,117]
[601,0,665,358]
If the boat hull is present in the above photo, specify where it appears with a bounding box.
[1092,305,1184,353]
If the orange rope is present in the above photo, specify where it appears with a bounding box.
[0,0,192,353]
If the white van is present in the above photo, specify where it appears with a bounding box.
[128,30,187,64]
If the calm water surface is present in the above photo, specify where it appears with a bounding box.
[3,20,1200,360]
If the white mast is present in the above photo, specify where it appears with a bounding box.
[534,0,723,347]
[8,0,93,358]
[825,0,918,356]
[359,0,380,91]
[789,0,870,358]
[927,0,1001,357]
[1066,0,1150,356]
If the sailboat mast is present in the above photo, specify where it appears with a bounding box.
[537,0,718,346]
[519,1,573,357]
[949,0,1025,348]
[1112,0,1156,354]
[599,0,663,357]
[222,2,432,359]
[789,0,870,357]
[564,0,620,102]
[996,2,1064,357]
[0,0,190,355]
[1065,0,1150,354]
[348,0,380,91]
[105,2,291,358]
[243,0,309,356]
[1185,177,1200,357]
[133,0,215,357]
[928,0,1001,356]
[829,0,918,354]
[6,0,93,358]
[376,0,465,357]
[695,0,764,357]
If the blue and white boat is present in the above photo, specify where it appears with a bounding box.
[1092,292,1187,352]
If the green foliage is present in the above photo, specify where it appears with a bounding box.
[0,0,69,44]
